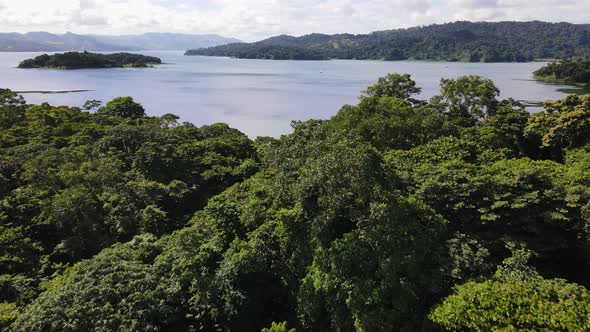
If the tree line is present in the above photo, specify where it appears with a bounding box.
[1,73,590,330]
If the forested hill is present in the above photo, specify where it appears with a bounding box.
[186,21,590,62]
[3,74,590,330]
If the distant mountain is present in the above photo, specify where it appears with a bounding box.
[93,33,241,51]
[187,21,590,62]
[0,32,130,52]
[0,32,240,52]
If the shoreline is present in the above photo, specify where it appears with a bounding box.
[533,75,590,94]
[184,54,551,64]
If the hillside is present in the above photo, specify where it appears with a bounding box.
[17,52,162,69]
[0,32,239,52]
[187,21,590,62]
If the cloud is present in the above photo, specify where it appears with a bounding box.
[387,0,432,13]
[0,0,588,40]
[452,0,499,9]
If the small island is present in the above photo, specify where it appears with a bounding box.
[534,59,590,86]
[17,51,162,69]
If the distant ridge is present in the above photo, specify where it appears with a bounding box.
[187,21,590,62]
[0,32,240,52]
[91,33,242,51]
[0,32,130,52]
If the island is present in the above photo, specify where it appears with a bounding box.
[17,51,162,69]
[186,21,590,62]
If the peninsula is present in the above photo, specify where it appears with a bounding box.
[534,59,590,85]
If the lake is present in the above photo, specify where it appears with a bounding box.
[0,51,573,137]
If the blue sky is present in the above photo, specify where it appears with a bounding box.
[0,0,588,41]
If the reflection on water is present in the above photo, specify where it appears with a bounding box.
[0,51,573,137]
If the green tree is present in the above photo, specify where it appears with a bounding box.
[431,75,500,125]
[360,73,422,103]
[81,99,102,111]
[431,247,590,331]
[478,98,533,157]
[12,235,179,332]
[262,321,296,332]
[329,96,454,151]
[97,96,146,118]
[0,89,27,129]
[526,94,590,157]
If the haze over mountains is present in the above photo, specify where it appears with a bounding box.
[0,32,240,52]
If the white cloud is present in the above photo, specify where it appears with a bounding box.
[0,0,588,40]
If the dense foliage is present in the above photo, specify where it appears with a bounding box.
[187,21,590,62]
[3,71,590,331]
[17,52,162,69]
[0,89,257,329]
[431,247,590,331]
[534,59,590,86]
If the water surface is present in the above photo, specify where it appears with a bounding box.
[0,51,572,137]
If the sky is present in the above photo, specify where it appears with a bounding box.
[0,0,589,41]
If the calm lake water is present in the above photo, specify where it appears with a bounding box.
[0,51,573,137]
